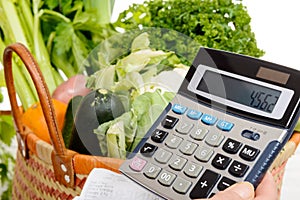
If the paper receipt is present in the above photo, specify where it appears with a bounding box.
[73,168,163,200]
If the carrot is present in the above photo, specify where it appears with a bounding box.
[21,99,67,143]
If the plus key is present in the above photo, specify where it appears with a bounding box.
[190,170,220,199]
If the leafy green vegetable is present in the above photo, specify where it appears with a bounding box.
[39,0,117,77]
[0,0,117,108]
[94,90,174,159]
[114,0,264,58]
[0,115,14,146]
[0,115,15,199]
[90,32,188,158]
[87,32,188,94]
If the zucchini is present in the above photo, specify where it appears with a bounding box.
[68,89,125,155]
[62,95,83,148]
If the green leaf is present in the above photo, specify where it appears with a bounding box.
[114,0,264,58]
[0,69,5,87]
[71,31,90,70]
[0,115,15,146]
[44,0,59,10]
[54,22,74,54]
[115,49,169,77]
[92,65,116,90]
[0,163,8,184]
[131,32,150,51]
[106,120,126,159]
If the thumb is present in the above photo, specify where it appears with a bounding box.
[210,182,254,200]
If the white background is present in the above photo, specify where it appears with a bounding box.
[1,1,299,198]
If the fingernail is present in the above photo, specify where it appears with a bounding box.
[228,182,254,200]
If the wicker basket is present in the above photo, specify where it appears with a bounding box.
[3,43,123,199]
[2,43,300,199]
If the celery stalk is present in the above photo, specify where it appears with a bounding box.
[0,0,31,48]
[83,0,115,24]
[0,37,36,110]
[0,0,38,109]
[16,0,34,46]
[32,0,62,93]
[0,0,65,109]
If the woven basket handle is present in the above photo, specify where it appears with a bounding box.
[3,43,77,187]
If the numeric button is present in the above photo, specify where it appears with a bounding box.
[158,170,176,186]
[176,120,194,134]
[143,163,161,179]
[154,149,172,164]
[183,162,203,178]
[169,155,187,171]
[194,146,214,162]
[190,128,208,141]
[179,141,197,155]
[165,135,183,149]
[205,132,224,147]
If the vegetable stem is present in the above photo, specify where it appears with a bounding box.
[0,0,38,109]
[32,0,62,93]
[83,0,115,24]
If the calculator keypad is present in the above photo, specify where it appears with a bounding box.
[122,101,266,199]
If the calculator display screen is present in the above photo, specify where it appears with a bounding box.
[197,71,281,113]
[187,65,295,120]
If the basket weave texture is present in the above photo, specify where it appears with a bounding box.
[12,132,84,200]
[2,43,300,199]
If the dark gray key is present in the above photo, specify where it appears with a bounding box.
[189,170,220,199]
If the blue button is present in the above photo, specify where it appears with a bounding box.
[187,109,202,120]
[201,114,217,125]
[217,120,234,131]
[172,104,187,114]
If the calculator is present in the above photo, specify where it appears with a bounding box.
[119,48,300,199]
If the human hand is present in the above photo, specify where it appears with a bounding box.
[196,171,277,200]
